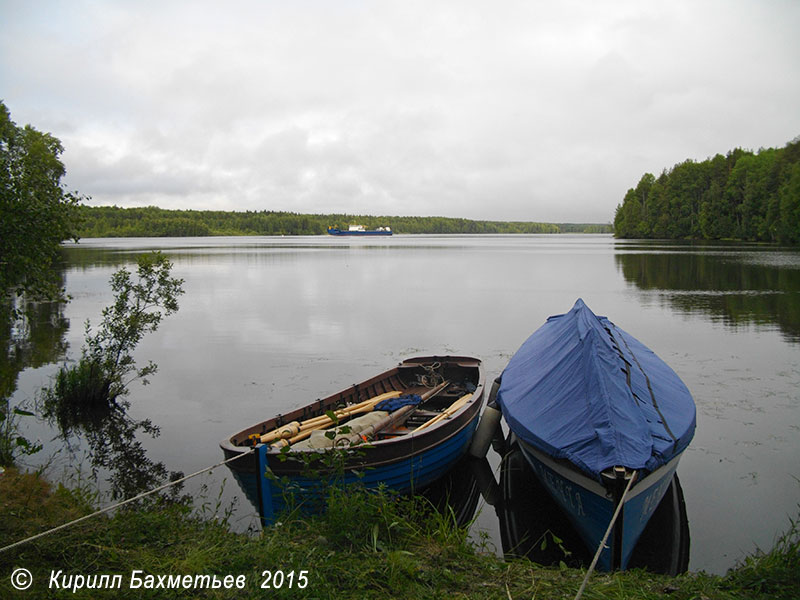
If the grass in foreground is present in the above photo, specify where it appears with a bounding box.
[1,468,798,599]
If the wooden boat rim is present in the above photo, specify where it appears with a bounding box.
[220,355,484,460]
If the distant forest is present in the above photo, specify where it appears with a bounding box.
[614,137,800,244]
[74,205,612,237]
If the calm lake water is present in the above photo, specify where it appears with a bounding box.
[8,234,800,574]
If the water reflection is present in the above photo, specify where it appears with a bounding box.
[1,294,69,466]
[421,455,484,528]
[1,289,69,401]
[615,243,800,342]
[39,391,185,502]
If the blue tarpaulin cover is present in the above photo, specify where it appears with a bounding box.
[497,299,696,480]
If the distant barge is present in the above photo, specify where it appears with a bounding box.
[327,225,392,236]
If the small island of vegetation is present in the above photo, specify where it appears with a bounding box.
[614,137,800,244]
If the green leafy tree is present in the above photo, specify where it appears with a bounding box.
[778,162,800,244]
[614,188,641,237]
[1,101,83,466]
[41,252,185,422]
[88,252,184,395]
[615,138,800,243]
[0,101,82,305]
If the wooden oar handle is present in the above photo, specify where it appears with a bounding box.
[276,380,453,449]
[261,390,403,445]
[259,421,301,444]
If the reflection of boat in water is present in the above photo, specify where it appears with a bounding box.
[421,455,485,528]
[327,225,393,236]
[488,299,696,571]
[220,356,485,524]
[497,438,690,574]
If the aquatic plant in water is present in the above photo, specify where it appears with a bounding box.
[38,252,185,500]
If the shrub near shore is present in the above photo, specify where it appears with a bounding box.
[1,469,798,599]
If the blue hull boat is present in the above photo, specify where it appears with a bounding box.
[495,299,696,571]
[498,435,690,574]
[221,356,485,524]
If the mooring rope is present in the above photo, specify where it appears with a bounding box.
[0,450,253,555]
[573,470,638,600]
[419,361,444,388]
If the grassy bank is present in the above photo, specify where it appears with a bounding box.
[1,468,798,599]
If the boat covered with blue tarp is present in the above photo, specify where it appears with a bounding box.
[495,299,695,570]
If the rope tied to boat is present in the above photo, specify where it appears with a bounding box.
[419,361,444,388]
[573,470,638,600]
[0,450,254,556]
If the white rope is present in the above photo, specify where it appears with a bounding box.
[0,450,253,555]
[573,470,637,600]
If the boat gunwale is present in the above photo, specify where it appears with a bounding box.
[514,435,684,502]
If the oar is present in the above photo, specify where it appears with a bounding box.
[266,390,403,448]
[413,392,473,433]
[257,391,402,445]
[330,380,450,446]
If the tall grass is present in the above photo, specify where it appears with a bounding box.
[725,510,800,599]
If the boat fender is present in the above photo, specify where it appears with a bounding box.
[469,377,502,459]
[469,456,500,506]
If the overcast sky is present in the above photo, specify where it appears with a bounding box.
[2,1,799,223]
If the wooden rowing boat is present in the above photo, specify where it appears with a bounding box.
[220,356,486,524]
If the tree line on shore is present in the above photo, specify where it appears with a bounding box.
[74,205,611,237]
[614,137,800,244]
